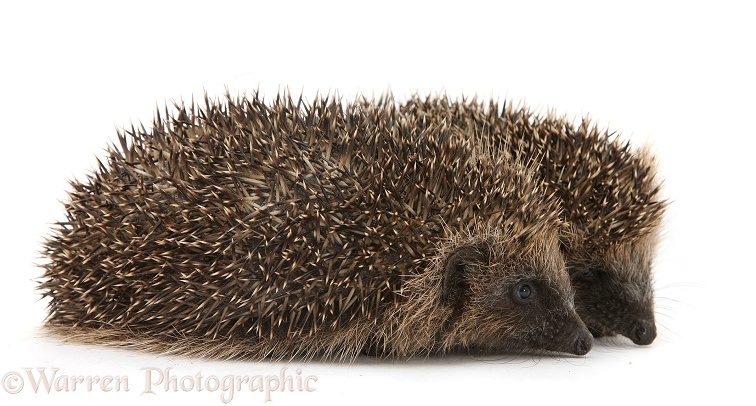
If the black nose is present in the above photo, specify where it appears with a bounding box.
[572,330,593,355]
[628,319,656,345]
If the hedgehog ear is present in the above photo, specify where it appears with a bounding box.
[441,248,484,307]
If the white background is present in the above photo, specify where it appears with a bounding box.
[1,1,753,405]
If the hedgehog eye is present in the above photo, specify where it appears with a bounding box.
[580,270,596,281]
[514,282,534,303]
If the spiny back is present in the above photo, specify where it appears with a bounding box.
[400,95,666,250]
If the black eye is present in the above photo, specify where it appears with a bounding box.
[514,282,534,303]
[580,269,596,281]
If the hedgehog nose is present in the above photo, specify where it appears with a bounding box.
[572,330,593,356]
[629,319,656,345]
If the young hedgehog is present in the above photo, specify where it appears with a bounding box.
[41,93,593,360]
[401,96,666,346]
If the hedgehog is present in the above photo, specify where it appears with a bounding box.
[400,95,667,346]
[41,92,593,360]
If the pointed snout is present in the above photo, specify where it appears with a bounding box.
[572,329,594,355]
[628,319,656,345]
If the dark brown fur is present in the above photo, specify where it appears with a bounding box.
[41,93,592,360]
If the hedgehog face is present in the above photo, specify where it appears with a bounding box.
[568,239,657,345]
[479,274,593,356]
[442,240,593,356]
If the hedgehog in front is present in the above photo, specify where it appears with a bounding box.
[401,96,666,346]
[41,93,592,360]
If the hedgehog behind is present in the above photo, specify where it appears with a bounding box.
[41,93,592,360]
[400,95,666,346]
